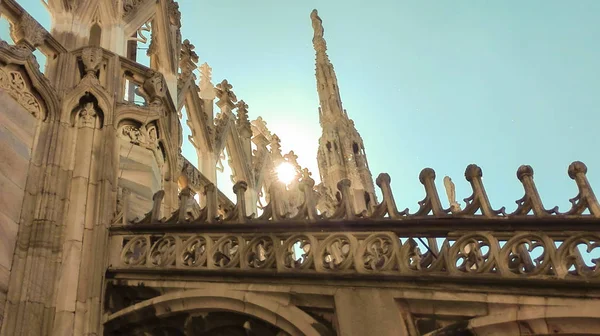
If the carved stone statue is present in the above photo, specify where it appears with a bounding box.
[310,9,324,39]
[443,176,462,212]
[121,125,145,145]
[78,102,97,128]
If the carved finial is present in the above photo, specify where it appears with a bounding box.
[372,173,408,219]
[179,39,199,86]
[300,168,315,187]
[284,150,301,170]
[461,164,505,217]
[10,13,46,49]
[464,164,483,182]
[270,134,282,158]
[216,79,237,110]
[310,9,324,40]
[415,168,447,216]
[419,168,436,184]
[335,179,356,219]
[251,117,272,141]
[226,181,249,223]
[310,9,327,52]
[236,100,250,124]
[512,164,558,216]
[517,165,534,181]
[180,39,198,63]
[168,0,182,28]
[568,161,588,179]
[198,62,215,100]
[565,161,600,217]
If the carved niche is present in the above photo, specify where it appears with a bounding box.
[118,121,165,165]
[0,67,43,118]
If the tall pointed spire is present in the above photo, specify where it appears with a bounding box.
[311,9,344,125]
[311,10,377,214]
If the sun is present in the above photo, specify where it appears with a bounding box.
[276,162,297,185]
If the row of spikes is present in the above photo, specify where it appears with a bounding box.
[128,161,600,225]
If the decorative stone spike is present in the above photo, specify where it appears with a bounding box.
[204,183,218,223]
[178,187,192,222]
[229,181,249,223]
[151,190,165,222]
[372,173,407,219]
[414,168,447,216]
[179,39,198,77]
[199,62,216,100]
[513,165,557,216]
[566,161,600,217]
[215,79,237,110]
[461,164,505,217]
[270,134,283,160]
[337,179,356,220]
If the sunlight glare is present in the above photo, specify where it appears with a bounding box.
[277,162,297,185]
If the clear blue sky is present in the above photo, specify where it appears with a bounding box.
[5,0,600,213]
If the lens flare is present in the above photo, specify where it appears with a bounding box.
[276,162,297,185]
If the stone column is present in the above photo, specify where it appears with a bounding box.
[52,103,99,335]
[334,288,410,336]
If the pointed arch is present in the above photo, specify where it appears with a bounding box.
[89,23,102,46]
[62,77,114,126]
[0,51,61,121]
[104,289,326,336]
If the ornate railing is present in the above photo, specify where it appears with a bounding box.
[109,161,600,283]
[108,228,600,282]
[124,161,600,225]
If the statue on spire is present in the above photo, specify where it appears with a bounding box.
[311,9,324,39]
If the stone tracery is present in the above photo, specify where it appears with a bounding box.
[0,67,43,118]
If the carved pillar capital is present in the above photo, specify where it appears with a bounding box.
[82,47,103,76]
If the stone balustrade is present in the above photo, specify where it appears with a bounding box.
[107,228,600,283]
[108,161,600,284]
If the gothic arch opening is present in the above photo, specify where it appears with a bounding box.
[352,142,359,154]
[364,191,371,209]
[70,93,104,128]
[89,23,102,46]
[103,289,328,336]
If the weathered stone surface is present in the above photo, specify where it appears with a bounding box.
[2,1,600,335]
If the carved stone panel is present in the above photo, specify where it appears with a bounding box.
[0,67,43,118]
